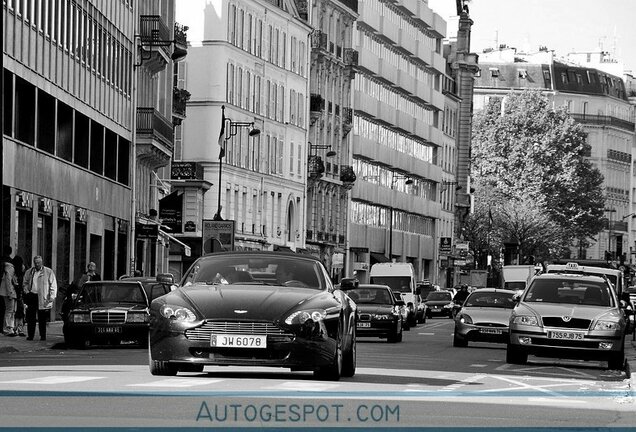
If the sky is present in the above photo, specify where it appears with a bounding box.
[176,0,636,74]
[428,0,636,74]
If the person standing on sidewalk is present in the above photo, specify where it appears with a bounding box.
[0,247,18,336]
[23,256,58,341]
[12,256,26,337]
[61,262,101,321]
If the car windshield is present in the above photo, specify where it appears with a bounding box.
[182,254,326,290]
[370,276,411,293]
[76,284,147,306]
[464,291,515,309]
[347,288,394,305]
[524,279,614,306]
[426,291,451,301]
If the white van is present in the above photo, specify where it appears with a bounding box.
[369,262,420,327]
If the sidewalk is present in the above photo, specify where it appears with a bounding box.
[0,320,65,353]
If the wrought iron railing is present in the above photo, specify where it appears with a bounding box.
[570,113,635,132]
[136,107,174,144]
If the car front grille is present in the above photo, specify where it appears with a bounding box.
[542,317,591,329]
[473,322,507,328]
[91,311,126,324]
[359,314,371,321]
[185,321,293,342]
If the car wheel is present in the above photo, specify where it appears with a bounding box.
[408,312,417,328]
[149,360,178,376]
[506,343,528,364]
[453,332,468,347]
[314,323,343,381]
[341,325,356,377]
[607,346,625,370]
[421,313,426,324]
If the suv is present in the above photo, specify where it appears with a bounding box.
[507,273,630,370]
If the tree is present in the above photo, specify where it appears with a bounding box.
[471,90,605,259]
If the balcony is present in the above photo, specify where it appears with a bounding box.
[172,87,191,125]
[570,113,635,132]
[311,30,328,51]
[335,0,358,12]
[172,22,188,62]
[139,15,171,74]
[136,108,174,168]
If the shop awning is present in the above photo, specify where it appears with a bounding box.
[370,252,390,263]
[159,229,191,257]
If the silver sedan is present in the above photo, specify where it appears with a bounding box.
[453,288,517,347]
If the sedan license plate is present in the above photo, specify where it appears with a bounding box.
[357,322,371,328]
[96,326,122,334]
[548,331,584,340]
[210,334,267,348]
[479,328,502,334]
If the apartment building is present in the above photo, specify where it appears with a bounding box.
[305,0,358,280]
[474,46,636,262]
[178,0,311,264]
[348,0,447,282]
[2,0,188,291]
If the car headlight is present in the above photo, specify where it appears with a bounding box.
[159,304,197,322]
[284,309,327,325]
[512,315,539,326]
[459,314,473,324]
[69,313,90,323]
[371,313,393,320]
[127,312,149,323]
[593,320,620,331]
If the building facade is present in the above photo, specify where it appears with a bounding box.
[473,46,636,262]
[177,0,311,276]
[348,0,447,283]
[305,0,358,280]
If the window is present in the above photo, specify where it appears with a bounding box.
[518,69,527,79]
[489,68,499,78]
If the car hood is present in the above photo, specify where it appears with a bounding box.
[178,285,328,320]
[517,302,621,321]
[461,307,512,324]
[72,303,148,312]
[356,304,394,314]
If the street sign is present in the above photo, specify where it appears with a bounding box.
[203,219,235,253]
[439,237,452,255]
[136,223,158,239]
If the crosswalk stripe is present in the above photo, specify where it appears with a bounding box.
[265,382,341,391]
[130,378,223,387]
[0,376,103,384]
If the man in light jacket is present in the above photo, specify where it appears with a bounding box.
[22,256,58,341]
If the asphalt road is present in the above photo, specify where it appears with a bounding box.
[0,318,634,428]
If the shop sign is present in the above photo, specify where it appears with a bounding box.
[439,237,452,255]
[184,220,196,232]
[136,223,158,239]
[203,219,235,253]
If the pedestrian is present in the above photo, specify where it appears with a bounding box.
[22,256,58,341]
[61,262,101,321]
[12,256,26,337]
[0,246,18,336]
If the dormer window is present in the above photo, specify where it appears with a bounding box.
[489,67,499,78]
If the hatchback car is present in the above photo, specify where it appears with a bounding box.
[453,288,516,347]
[148,251,357,380]
[343,284,404,343]
[424,290,454,318]
[507,273,629,370]
[63,281,150,348]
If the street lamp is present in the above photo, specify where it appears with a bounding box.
[388,173,413,259]
[604,207,617,260]
[214,105,260,221]
[309,143,336,157]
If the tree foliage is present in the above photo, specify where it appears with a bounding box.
[469,90,605,262]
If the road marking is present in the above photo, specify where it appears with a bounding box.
[0,376,103,384]
[528,397,588,405]
[418,332,435,335]
[130,378,223,387]
[440,374,486,392]
[478,375,595,397]
[266,382,341,391]
[470,364,488,368]
[496,363,597,379]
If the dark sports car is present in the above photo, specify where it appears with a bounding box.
[148,251,357,380]
[63,281,150,348]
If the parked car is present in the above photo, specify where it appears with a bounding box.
[424,290,454,318]
[119,274,177,302]
[63,281,150,348]
[453,288,517,347]
[341,284,403,343]
[507,273,630,370]
[148,251,357,380]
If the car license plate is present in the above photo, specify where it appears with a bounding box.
[96,327,122,334]
[479,328,502,334]
[548,331,584,340]
[357,322,371,328]
[210,334,267,348]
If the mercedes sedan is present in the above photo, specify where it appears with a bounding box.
[148,252,357,380]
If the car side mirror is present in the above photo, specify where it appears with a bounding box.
[512,293,521,303]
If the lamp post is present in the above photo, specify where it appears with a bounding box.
[309,143,336,158]
[213,105,260,221]
[605,207,617,260]
[389,173,413,260]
